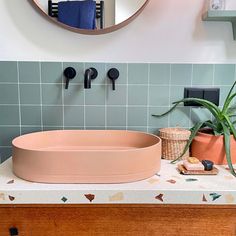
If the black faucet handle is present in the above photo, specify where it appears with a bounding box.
[107,68,119,91]
[64,67,77,89]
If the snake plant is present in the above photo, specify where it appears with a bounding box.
[152,81,236,177]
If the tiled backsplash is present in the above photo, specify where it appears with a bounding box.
[0,62,235,162]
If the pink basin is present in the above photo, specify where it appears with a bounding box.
[12,130,161,184]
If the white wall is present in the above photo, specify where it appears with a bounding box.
[1,0,236,62]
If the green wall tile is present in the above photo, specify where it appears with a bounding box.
[128,85,148,105]
[150,64,170,85]
[127,127,147,132]
[219,86,231,106]
[21,126,42,135]
[42,106,63,126]
[149,107,169,128]
[20,84,40,105]
[21,106,41,126]
[0,84,18,104]
[171,64,192,85]
[170,86,184,104]
[64,84,84,105]
[106,85,127,105]
[0,105,19,125]
[0,61,17,83]
[148,127,160,135]
[191,108,212,124]
[64,106,84,126]
[192,64,214,85]
[128,107,147,126]
[42,84,62,105]
[107,106,126,126]
[41,62,62,83]
[0,126,20,146]
[19,62,40,83]
[169,107,191,127]
[106,126,126,130]
[85,106,105,127]
[0,147,12,163]
[43,126,63,131]
[128,63,149,84]
[85,85,106,105]
[214,64,235,85]
[149,86,169,106]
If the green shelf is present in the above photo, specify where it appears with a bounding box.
[202,10,236,40]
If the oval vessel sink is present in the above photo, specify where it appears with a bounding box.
[12,130,161,183]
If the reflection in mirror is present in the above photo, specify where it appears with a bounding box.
[35,0,147,30]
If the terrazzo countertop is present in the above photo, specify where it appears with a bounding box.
[0,158,236,205]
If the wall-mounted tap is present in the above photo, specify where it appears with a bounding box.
[84,67,98,89]
[64,67,76,89]
[107,68,119,90]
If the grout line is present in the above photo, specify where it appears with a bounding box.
[168,64,171,127]
[146,64,150,132]
[125,63,128,130]
[0,104,186,108]
[0,82,233,87]
[16,62,22,135]
[83,63,86,130]
[61,62,65,130]
[189,64,193,128]
[39,62,43,131]
[104,64,107,130]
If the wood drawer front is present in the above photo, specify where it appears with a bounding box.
[0,205,236,236]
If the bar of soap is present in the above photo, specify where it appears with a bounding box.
[183,160,205,171]
[187,157,200,164]
[202,160,214,171]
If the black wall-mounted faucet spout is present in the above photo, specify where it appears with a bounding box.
[84,67,98,89]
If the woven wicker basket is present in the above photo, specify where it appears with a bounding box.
[159,127,191,160]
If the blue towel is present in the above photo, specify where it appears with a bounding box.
[58,1,96,30]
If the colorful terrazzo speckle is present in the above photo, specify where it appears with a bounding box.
[84,194,95,202]
[209,193,222,201]
[61,197,68,203]
[8,195,15,201]
[0,193,5,201]
[185,178,198,182]
[109,192,124,202]
[202,194,207,202]
[147,178,160,184]
[7,180,14,184]
[166,179,176,184]
[155,194,164,202]
[225,194,235,204]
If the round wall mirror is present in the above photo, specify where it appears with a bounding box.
[32,0,150,34]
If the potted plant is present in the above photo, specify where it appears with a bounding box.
[152,81,236,177]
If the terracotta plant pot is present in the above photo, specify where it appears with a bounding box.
[191,131,236,165]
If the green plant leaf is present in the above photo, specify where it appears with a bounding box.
[173,98,221,120]
[223,114,236,140]
[221,122,236,177]
[170,121,204,164]
[152,103,179,117]
[222,80,236,112]
[204,120,223,135]
[223,93,236,115]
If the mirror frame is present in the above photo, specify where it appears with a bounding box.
[31,0,150,35]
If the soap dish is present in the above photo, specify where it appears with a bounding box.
[178,164,219,175]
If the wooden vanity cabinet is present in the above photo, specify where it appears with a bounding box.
[0,204,236,236]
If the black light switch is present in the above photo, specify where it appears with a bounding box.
[184,88,204,106]
[184,87,220,107]
[203,88,220,106]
